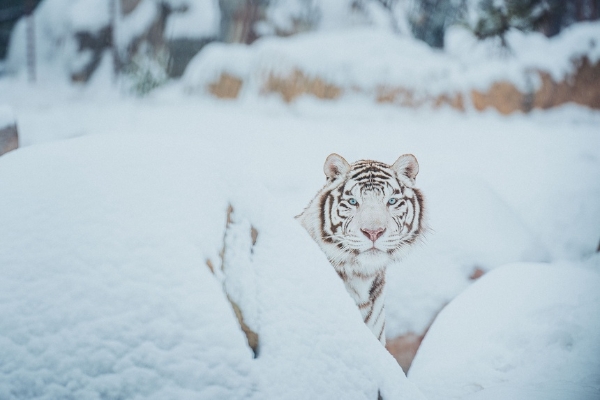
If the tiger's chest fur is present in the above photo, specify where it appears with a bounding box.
[298,153,425,345]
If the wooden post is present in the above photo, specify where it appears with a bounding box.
[110,0,119,82]
[25,0,36,83]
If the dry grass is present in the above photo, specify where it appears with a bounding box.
[471,81,529,114]
[472,57,600,114]
[386,332,426,373]
[208,73,244,99]
[262,70,342,102]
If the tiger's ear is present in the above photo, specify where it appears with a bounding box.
[392,154,419,182]
[324,153,351,179]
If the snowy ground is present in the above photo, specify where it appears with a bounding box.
[1,75,599,398]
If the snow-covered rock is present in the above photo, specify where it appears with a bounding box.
[0,133,424,399]
[408,262,600,400]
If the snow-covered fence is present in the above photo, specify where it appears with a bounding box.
[0,105,18,156]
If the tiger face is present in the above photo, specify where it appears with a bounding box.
[299,153,425,271]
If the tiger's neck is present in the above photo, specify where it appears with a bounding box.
[336,262,387,345]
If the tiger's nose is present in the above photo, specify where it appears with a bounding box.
[361,228,386,242]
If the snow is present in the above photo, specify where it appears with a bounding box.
[408,262,600,400]
[0,81,598,399]
[0,136,255,399]
[69,0,110,32]
[115,0,158,53]
[164,0,219,40]
[261,0,405,35]
[260,0,316,35]
[385,176,549,338]
[0,131,425,399]
[0,105,15,129]
[183,43,255,93]
[1,9,600,397]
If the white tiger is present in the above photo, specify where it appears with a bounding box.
[298,153,425,345]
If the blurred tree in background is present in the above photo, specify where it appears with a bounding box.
[403,0,599,48]
[466,0,599,46]
[0,0,41,60]
[1,0,598,60]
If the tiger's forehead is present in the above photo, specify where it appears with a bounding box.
[352,160,391,170]
[349,160,394,182]
[343,160,402,195]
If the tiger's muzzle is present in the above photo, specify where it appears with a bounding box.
[360,228,386,243]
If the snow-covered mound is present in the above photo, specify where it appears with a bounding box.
[0,134,424,399]
[408,262,600,400]
[183,22,600,109]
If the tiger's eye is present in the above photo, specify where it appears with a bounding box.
[348,198,357,205]
[388,198,397,205]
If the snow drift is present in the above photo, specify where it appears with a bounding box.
[409,262,600,400]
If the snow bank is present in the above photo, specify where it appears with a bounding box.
[408,262,600,400]
[183,28,456,96]
[0,135,254,399]
[0,133,424,399]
